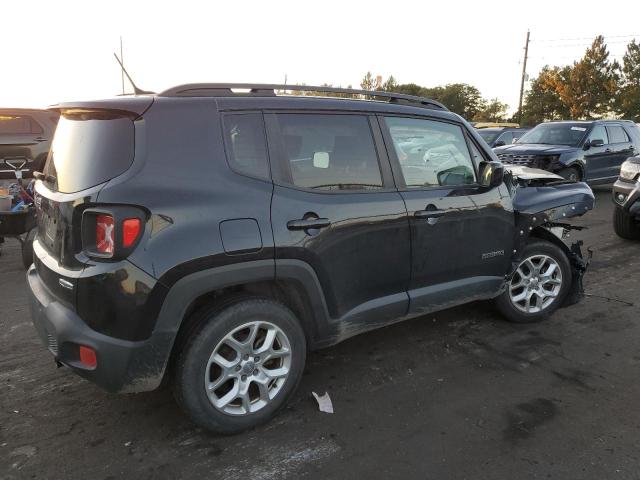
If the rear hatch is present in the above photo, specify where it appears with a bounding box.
[34,99,152,299]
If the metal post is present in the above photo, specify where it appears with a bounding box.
[120,36,125,95]
[518,30,530,124]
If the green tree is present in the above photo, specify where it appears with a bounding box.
[617,39,640,121]
[423,83,486,119]
[474,98,509,122]
[521,66,570,125]
[360,71,380,91]
[556,36,619,118]
[381,75,398,92]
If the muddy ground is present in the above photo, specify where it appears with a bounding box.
[2,186,640,479]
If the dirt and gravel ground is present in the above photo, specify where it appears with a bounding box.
[2,186,640,480]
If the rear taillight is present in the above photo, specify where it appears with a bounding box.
[122,218,141,248]
[95,214,114,255]
[82,208,145,260]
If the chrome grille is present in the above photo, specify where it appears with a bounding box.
[497,153,537,166]
[47,334,58,355]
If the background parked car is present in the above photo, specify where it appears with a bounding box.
[494,120,640,183]
[0,109,59,183]
[612,155,640,239]
[477,127,530,148]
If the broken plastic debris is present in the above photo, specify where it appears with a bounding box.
[312,392,334,414]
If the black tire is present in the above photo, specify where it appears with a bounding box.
[495,239,572,323]
[613,206,640,240]
[557,166,582,182]
[173,297,306,435]
[21,228,36,269]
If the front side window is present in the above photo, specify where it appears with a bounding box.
[497,131,513,145]
[588,125,609,144]
[275,114,383,191]
[607,125,630,144]
[384,117,476,188]
[222,113,270,179]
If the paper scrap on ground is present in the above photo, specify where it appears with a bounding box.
[312,391,334,414]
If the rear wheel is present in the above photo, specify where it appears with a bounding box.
[557,166,582,182]
[613,206,640,240]
[21,228,36,269]
[495,239,571,323]
[173,298,306,434]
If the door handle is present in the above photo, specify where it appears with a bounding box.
[414,209,446,219]
[287,217,331,231]
[33,137,47,142]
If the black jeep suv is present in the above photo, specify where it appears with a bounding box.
[0,108,59,181]
[28,84,594,434]
[494,120,640,184]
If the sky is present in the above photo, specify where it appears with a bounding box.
[3,0,640,113]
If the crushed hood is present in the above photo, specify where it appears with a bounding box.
[495,143,576,155]
[505,165,564,182]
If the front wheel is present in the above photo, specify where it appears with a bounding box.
[495,239,572,323]
[613,206,640,240]
[557,166,582,183]
[173,298,306,434]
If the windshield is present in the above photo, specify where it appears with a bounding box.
[43,113,134,193]
[517,123,590,147]
[478,130,500,144]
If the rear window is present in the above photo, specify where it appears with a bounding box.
[43,113,134,193]
[0,114,43,134]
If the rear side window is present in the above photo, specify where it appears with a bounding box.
[497,132,513,145]
[275,114,383,191]
[384,117,477,188]
[607,125,630,144]
[43,113,134,193]
[222,113,270,179]
[0,114,43,134]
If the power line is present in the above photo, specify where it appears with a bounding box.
[532,34,640,43]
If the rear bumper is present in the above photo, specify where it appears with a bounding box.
[612,178,640,217]
[27,264,173,393]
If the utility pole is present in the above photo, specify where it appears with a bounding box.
[518,30,530,124]
[120,36,125,95]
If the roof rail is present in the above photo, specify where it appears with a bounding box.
[158,83,448,111]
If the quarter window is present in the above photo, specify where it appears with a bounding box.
[222,113,270,179]
[607,125,630,144]
[275,114,383,191]
[384,117,477,188]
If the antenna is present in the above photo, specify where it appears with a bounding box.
[113,53,154,95]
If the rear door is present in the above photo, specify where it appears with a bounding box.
[606,124,635,177]
[267,112,410,324]
[381,115,514,315]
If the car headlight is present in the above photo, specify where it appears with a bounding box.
[620,160,640,182]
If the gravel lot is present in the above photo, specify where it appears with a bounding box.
[2,186,640,480]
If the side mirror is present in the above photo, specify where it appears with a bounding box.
[494,140,506,147]
[587,138,604,149]
[479,161,505,188]
[312,151,330,168]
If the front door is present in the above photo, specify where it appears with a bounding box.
[267,112,411,324]
[380,115,515,315]
[584,124,614,181]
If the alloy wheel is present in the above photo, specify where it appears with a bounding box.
[204,321,292,416]
[509,254,563,313]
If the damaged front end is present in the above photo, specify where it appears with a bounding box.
[505,166,595,307]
